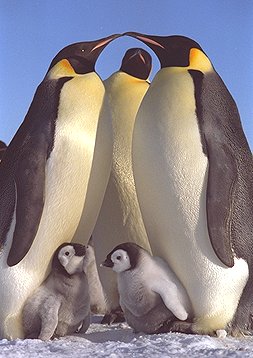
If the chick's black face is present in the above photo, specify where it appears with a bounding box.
[72,243,86,256]
[51,242,86,274]
[105,242,141,270]
[102,255,114,268]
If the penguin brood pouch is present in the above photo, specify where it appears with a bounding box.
[22,243,90,340]
[125,32,253,337]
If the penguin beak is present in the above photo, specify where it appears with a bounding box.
[101,257,114,268]
[47,34,121,75]
[90,34,121,53]
[124,32,165,49]
[127,49,146,65]
[88,33,121,58]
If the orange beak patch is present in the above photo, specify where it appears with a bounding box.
[48,59,76,79]
[60,59,75,73]
[189,48,213,72]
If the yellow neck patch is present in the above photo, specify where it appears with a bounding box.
[48,59,76,79]
[188,48,213,73]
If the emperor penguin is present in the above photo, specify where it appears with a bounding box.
[91,48,152,323]
[0,141,7,161]
[125,32,253,336]
[22,243,90,340]
[102,242,192,334]
[0,34,119,339]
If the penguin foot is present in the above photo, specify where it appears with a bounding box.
[101,308,125,325]
[227,315,253,337]
[166,320,196,335]
[227,326,252,338]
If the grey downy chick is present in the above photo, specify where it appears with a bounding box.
[22,243,90,340]
[102,242,192,334]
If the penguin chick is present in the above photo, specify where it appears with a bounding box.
[102,242,192,334]
[83,237,108,314]
[22,243,90,340]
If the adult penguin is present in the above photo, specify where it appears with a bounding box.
[0,34,119,339]
[92,48,152,323]
[125,32,253,336]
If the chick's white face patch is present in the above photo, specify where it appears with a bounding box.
[111,249,131,273]
[58,245,76,267]
[58,245,86,274]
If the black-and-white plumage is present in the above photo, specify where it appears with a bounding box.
[22,243,90,340]
[125,32,252,336]
[0,34,119,339]
[102,242,192,334]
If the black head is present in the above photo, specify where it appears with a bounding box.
[124,32,211,72]
[119,48,152,80]
[52,242,86,275]
[46,34,120,77]
[102,242,142,270]
[0,141,7,161]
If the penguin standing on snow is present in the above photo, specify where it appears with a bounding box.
[125,32,253,336]
[91,48,152,323]
[0,34,119,339]
[102,242,192,334]
[22,243,90,340]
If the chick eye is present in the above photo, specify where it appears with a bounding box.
[117,256,121,260]
[65,252,70,256]
[81,49,85,52]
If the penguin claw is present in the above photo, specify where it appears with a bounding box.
[226,319,253,337]
[228,327,252,338]
[101,308,125,325]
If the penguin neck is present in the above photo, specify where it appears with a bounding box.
[54,263,73,278]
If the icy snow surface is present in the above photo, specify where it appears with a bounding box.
[1,316,253,358]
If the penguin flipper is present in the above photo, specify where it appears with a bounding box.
[190,70,238,268]
[7,145,47,266]
[1,79,62,266]
[151,280,188,320]
[205,141,236,268]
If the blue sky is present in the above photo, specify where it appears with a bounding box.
[1,0,252,149]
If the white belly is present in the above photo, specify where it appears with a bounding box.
[93,73,151,309]
[0,73,105,339]
[72,90,113,246]
[132,68,249,332]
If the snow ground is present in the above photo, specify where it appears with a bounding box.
[1,316,253,358]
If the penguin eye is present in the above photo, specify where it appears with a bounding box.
[117,255,121,260]
[65,251,70,256]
